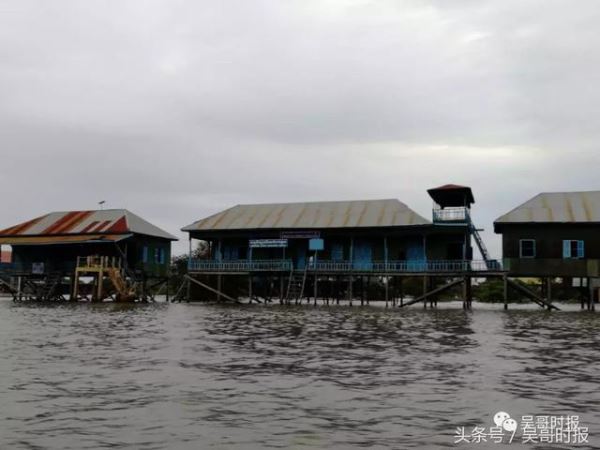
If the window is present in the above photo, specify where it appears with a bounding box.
[142,246,149,263]
[519,239,536,258]
[563,240,584,259]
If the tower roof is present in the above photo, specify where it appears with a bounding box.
[427,184,475,208]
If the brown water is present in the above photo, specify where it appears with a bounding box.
[0,299,599,449]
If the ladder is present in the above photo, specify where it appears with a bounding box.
[466,211,493,268]
[286,265,308,304]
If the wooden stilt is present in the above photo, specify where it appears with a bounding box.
[348,275,353,306]
[248,275,253,303]
[72,272,79,301]
[217,274,222,302]
[399,277,404,307]
[314,273,318,306]
[360,276,364,306]
[95,273,103,301]
[546,277,552,310]
[165,277,169,303]
[503,275,508,310]
[385,276,389,308]
[423,275,428,309]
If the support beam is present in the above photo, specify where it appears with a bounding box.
[401,278,464,308]
[184,275,240,303]
[507,278,560,311]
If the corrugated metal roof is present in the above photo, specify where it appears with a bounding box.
[495,191,600,223]
[182,199,431,231]
[0,210,177,240]
[0,234,132,246]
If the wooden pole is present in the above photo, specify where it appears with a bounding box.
[248,275,253,302]
[546,277,552,310]
[466,276,472,309]
[385,276,389,308]
[165,276,170,303]
[96,273,103,301]
[279,276,284,304]
[423,275,428,309]
[348,275,353,306]
[313,251,318,306]
[503,275,508,310]
[588,278,594,311]
[360,276,365,306]
[399,277,404,307]
[217,274,222,302]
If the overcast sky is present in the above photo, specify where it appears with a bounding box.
[1,0,599,256]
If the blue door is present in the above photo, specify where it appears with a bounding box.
[406,239,426,271]
[353,240,373,270]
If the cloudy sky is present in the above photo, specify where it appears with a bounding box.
[1,0,599,255]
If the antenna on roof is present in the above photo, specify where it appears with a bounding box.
[98,200,106,210]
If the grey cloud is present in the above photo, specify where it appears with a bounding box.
[1,0,599,254]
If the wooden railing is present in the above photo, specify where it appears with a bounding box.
[188,259,502,273]
[433,207,468,223]
[77,256,122,270]
[188,259,293,272]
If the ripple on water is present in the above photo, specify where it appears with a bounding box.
[0,299,598,450]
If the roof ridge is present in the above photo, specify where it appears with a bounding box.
[232,198,400,207]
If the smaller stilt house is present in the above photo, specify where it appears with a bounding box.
[494,191,600,308]
[0,209,176,301]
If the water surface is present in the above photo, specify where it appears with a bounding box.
[0,299,599,449]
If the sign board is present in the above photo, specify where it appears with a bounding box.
[31,262,45,274]
[249,239,288,248]
[280,231,321,239]
[309,238,324,251]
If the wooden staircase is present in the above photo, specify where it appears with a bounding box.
[106,268,137,302]
[286,266,308,304]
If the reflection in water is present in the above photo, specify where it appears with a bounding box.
[0,300,598,449]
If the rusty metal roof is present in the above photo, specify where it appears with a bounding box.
[495,191,600,224]
[0,234,132,246]
[0,210,177,240]
[182,199,431,232]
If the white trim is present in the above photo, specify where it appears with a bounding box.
[519,239,536,258]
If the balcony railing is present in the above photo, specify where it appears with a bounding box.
[77,256,122,270]
[188,259,502,273]
[189,259,293,272]
[310,259,501,272]
[433,207,469,223]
